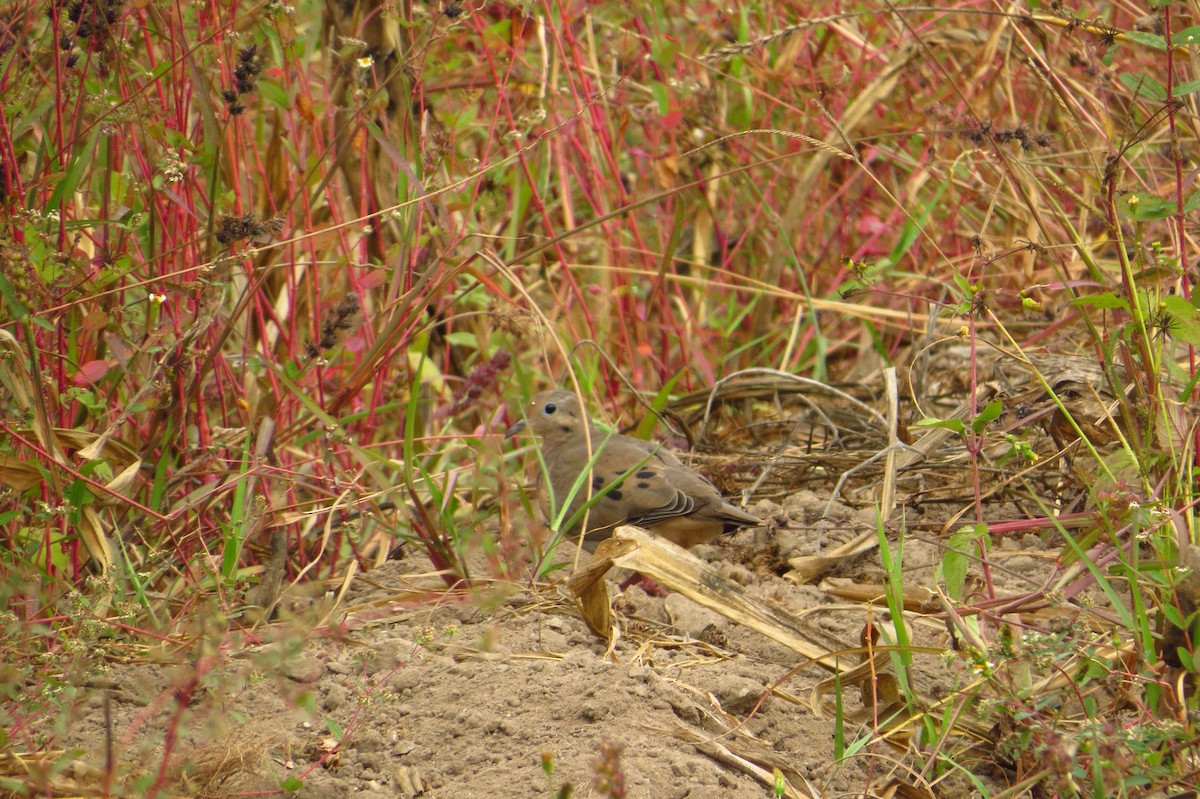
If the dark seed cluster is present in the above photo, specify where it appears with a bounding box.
[0,12,15,59]
[214,213,283,245]
[931,104,1053,153]
[60,0,126,72]
[959,119,1052,152]
[307,294,362,358]
[438,349,513,418]
[66,0,123,39]
[223,43,264,116]
[235,45,262,93]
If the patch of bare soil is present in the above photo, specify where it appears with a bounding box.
[50,366,1113,799]
[52,488,1025,799]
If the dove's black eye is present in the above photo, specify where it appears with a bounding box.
[543,402,557,415]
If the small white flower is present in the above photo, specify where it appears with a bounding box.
[357,56,373,69]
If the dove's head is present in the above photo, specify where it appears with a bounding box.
[507,390,590,448]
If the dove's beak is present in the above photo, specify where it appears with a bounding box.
[505,419,526,438]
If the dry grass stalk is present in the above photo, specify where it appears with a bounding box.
[609,527,843,671]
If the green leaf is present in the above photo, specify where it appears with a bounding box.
[46,125,101,211]
[1173,79,1200,97]
[148,60,173,81]
[453,102,479,130]
[633,373,684,441]
[950,270,972,297]
[64,479,95,508]
[1163,295,1200,344]
[10,100,55,140]
[482,18,512,47]
[1073,292,1130,311]
[257,81,288,109]
[1122,31,1167,51]
[220,436,254,582]
[1120,192,1176,220]
[1164,295,1198,318]
[889,183,946,265]
[916,417,966,434]
[325,717,344,740]
[940,545,968,601]
[1118,71,1167,100]
[651,39,676,68]
[729,83,754,126]
[941,524,988,600]
[280,776,305,791]
[443,331,478,347]
[650,81,670,115]
[971,400,1003,434]
[1173,26,1200,44]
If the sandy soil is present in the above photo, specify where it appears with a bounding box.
[47,486,1037,799]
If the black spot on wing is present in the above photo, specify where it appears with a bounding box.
[591,474,627,500]
[637,481,650,489]
[635,470,655,479]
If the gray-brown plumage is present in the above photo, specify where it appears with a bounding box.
[507,390,761,548]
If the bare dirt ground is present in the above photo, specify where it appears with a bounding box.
[53,487,1043,799]
[39,367,1129,799]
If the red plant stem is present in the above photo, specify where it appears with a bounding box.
[147,652,217,795]
[469,6,599,340]
[1162,8,1200,480]
[964,285,995,599]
